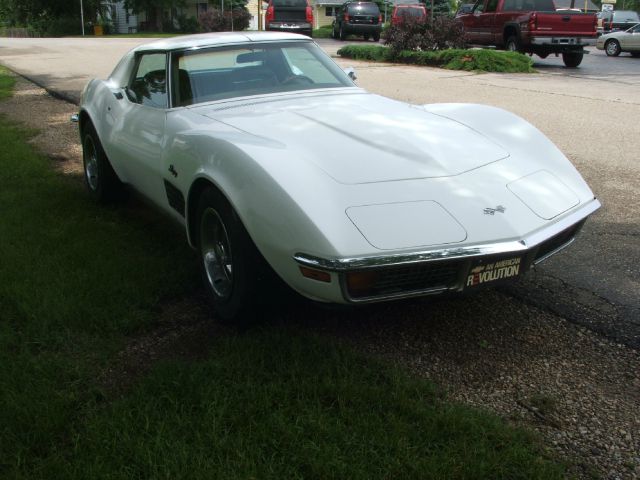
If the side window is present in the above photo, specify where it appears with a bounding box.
[128,53,167,108]
[486,0,499,12]
[474,0,485,13]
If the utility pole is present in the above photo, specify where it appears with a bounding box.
[80,0,85,35]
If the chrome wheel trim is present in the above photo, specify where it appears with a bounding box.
[200,207,233,300]
[606,41,618,56]
[84,136,99,191]
[506,41,516,52]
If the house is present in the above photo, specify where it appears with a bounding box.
[101,1,138,33]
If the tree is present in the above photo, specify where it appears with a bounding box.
[123,0,186,31]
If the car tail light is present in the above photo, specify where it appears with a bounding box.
[266,4,274,23]
[378,14,382,23]
[344,13,350,22]
[306,5,313,23]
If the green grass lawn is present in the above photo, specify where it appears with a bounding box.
[0,66,562,478]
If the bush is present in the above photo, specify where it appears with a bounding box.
[312,24,333,38]
[337,45,534,73]
[177,14,199,33]
[28,15,83,37]
[385,15,466,55]
[198,8,251,32]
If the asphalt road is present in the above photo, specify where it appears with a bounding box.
[0,36,638,347]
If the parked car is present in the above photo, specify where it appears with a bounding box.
[457,0,598,67]
[598,10,640,35]
[265,0,313,37]
[391,4,428,25]
[332,1,382,41]
[596,22,640,56]
[75,32,600,322]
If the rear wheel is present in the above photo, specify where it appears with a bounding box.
[562,51,583,68]
[605,39,621,56]
[339,23,347,40]
[82,126,123,203]
[197,187,265,324]
[505,35,522,53]
[363,33,370,41]
[372,31,380,42]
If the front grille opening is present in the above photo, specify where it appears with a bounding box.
[346,261,463,300]
[534,221,584,263]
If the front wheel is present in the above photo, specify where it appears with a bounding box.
[197,187,264,324]
[562,51,583,68]
[605,39,621,57]
[82,126,123,203]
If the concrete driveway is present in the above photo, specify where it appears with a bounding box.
[0,35,638,347]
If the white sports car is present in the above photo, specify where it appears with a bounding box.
[77,31,600,321]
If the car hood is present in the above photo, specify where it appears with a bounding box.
[195,91,510,184]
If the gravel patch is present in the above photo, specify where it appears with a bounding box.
[2,71,638,480]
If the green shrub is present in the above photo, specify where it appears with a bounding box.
[312,24,333,38]
[338,46,534,73]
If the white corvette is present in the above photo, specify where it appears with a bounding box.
[77,31,600,321]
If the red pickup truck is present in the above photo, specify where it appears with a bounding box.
[458,0,597,67]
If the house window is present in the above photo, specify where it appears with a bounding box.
[325,6,337,16]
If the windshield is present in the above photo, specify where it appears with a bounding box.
[613,11,640,21]
[171,41,353,107]
[348,3,380,14]
[396,7,425,17]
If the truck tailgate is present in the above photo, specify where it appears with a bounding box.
[533,12,596,36]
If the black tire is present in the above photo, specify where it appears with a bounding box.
[339,23,347,40]
[82,125,123,203]
[372,31,380,42]
[332,23,338,39]
[505,35,522,53]
[196,187,265,324]
[562,51,583,68]
[630,51,640,58]
[363,33,370,41]
[605,39,621,57]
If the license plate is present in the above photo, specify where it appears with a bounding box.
[282,24,301,29]
[465,255,523,288]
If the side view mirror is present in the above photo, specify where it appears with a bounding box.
[344,67,357,82]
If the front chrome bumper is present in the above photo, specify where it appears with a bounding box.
[294,198,600,303]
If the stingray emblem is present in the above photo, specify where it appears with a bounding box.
[484,205,506,215]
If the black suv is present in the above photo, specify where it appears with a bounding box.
[332,1,382,41]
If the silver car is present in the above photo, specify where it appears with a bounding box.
[596,23,640,57]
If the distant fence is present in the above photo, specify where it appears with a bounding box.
[0,27,41,37]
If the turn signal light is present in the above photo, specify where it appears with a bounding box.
[299,266,331,283]
[345,270,379,297]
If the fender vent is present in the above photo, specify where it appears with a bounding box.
[164,180,185,217]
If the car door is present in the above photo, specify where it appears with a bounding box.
[109,52,168,206]
[624,24,640,50]
[463,0,488,44]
